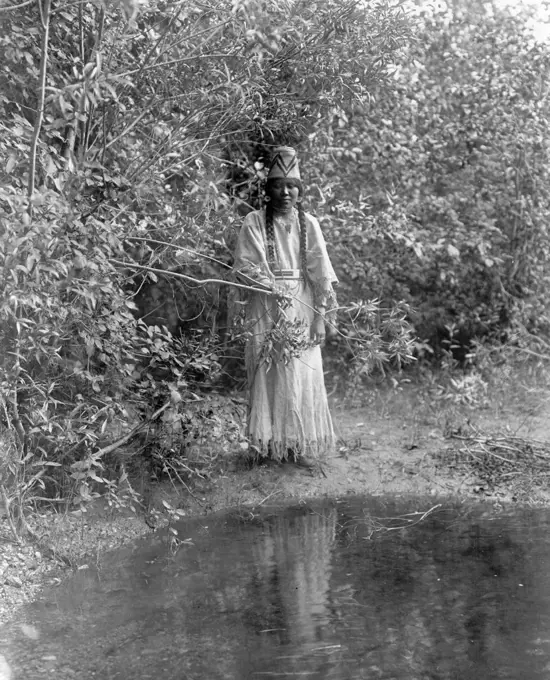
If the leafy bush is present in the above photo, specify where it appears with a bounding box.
[0,0,411,524]
[305,2,550,360]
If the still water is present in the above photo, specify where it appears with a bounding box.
[2,496,550,679]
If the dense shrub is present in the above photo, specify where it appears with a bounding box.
[305,2,550,358]
[0,0,411,523]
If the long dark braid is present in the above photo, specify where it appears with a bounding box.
[297,201,313,289]
[265,200,276,266]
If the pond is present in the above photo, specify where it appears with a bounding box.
[1,496,550,679]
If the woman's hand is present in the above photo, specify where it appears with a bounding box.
[311,315,326,346]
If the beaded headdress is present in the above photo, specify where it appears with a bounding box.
[267,146,301,181]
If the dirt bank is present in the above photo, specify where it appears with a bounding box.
[1,370,549,624]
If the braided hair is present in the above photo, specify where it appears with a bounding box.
[297,201,312,288]
[264,199,276,267]
[265,179,312,287]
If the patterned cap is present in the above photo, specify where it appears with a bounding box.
[267,146,301,180]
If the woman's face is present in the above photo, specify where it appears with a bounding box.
[268,179,300,213]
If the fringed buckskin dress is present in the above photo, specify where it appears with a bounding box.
[233,207,338,463]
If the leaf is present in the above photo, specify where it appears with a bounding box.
[447,244,460,259]
[88,471,104,483]
[412,243,423,258]
[5,155,16,174]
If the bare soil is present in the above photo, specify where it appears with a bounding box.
[1,366,549,624]
[180,372,550,513]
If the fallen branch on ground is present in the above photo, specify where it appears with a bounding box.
[93,400,172,459]
[436,424,550,499]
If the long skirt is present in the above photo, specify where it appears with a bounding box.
[244,277,335,461]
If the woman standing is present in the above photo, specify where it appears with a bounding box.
[233,147,338,469]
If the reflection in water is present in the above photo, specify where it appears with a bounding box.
[2,498,550,679]
[251,509,336,641]
[243,509,338,678]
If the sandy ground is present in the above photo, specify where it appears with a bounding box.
[1,367,549,623]
[178,377,550,514]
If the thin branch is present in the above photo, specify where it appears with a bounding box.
[109,13,227,102]
[0,0,34,11]
[131,1,185,77]
[125,114,255,182]
[37,0,44,29]
[369,504,442,534]
[92,401,171,459]
[1,485,21,544]
[126,236,231,270]
[110,258,350,341]
[146,17,232,72]
[118,6,221,80]
[27,0,51,212]
[50,0,92,13]
[7,390,27,449]
[112,257,328,320]
[256,488,282,507]
[507,346,550,361]
[116,52,245,79]
[109,258,271,295]
[102,104,150,151]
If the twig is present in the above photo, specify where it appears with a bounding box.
[507,346,550,361]
[92,401,171,459]
[486,442,522,454]
[459,443,514,465]
[109,258,271,295]
[126,236,232,271]
[343,504,442,533]
[8,390,26,450]
[27,0,51,213]
[505,434,550,446]
[110,258,346,336]
[375,504,442,529]
[103,108,150,151]
[162,462,205,505]
[117,52,244,79]
[256,488,281,507]
[0,0,34,10]
[1,485,21,544]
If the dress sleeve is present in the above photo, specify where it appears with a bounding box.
[232,210,274,290]
[305,214,338,314]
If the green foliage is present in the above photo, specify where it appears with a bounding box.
[306,1,550,358]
